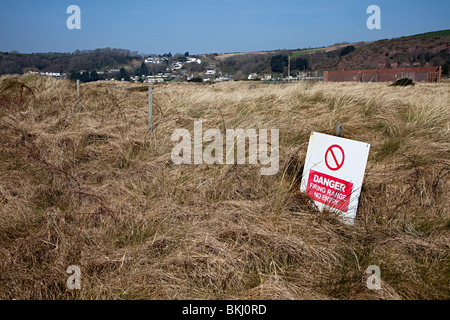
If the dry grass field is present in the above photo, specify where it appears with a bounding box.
[0,74,449,300]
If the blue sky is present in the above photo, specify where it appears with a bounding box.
[0,0,449,54]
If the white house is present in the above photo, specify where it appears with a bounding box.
[145,57,164,64]
[205,68,216,75]
[186,57,202,64]
[172,62,183,70]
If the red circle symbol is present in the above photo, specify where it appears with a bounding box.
[325,145,345,171]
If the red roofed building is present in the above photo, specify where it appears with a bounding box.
[324,67,441,83]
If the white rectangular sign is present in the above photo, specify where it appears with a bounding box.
[300,132,370,225]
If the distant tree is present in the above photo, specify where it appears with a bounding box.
[90,70,99,82]
[70,71,81,81]
[137,62,148,76]
[1,60,22,74]
[241,61,257,75]
[80,71,90,82]
[270,55,288,73]
[184,52,189,57]
[119,67,130,81]
[340,45,355,57]
[291,57,309,71]
[234,70,246,81]
[0,48,157,75]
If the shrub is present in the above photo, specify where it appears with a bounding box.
[390,78,415,87]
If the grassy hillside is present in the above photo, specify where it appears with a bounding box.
[337,30,450,71]
[405,29,450,39]
[215,30,450,75]
[0,75,449,299]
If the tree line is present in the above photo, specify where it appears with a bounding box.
[1,40,448,80]
[0,48,140,76]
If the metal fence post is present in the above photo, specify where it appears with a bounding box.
[77,80,80,112]
[149,86,153,133]
[334,123,343,137]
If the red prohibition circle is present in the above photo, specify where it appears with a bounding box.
[325,145,345,171]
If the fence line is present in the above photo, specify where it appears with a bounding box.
[79,83,449,171]
[154,87,450,171]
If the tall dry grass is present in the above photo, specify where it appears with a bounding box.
[0,74,448,300]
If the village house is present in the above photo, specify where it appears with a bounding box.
[145,57,168,64]
[172,62,183,70]
[186,57,202,64]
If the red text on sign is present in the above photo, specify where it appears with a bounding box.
[306,170,353,213]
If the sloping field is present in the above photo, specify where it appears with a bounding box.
[0,75,449,300]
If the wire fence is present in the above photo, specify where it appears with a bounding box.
[80,82,449,171]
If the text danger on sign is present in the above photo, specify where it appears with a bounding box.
[306,170,353,213]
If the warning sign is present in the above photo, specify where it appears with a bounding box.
[300,132,370,225]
